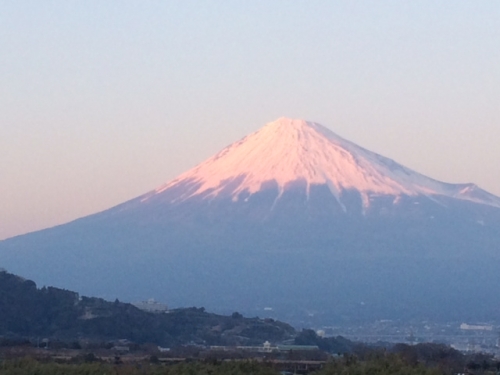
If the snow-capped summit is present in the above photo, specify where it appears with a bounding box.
[150,117,500,208]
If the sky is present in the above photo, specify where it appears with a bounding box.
[1,1,499,240]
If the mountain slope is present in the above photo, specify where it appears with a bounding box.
[1,118,500,326]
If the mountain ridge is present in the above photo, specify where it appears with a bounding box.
[1,117,500,325]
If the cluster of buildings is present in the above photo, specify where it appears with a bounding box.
[209,341,319,353]
[132,299,168,313]
[321,320,500,355]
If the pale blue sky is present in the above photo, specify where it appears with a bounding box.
[1,1,499,239]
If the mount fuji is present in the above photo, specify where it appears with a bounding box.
[2,118,500,325]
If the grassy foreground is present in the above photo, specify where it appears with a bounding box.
[0,352,470,375]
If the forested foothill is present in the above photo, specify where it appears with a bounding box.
[0,270,297,347]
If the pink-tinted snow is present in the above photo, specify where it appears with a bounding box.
[151,118,500,208]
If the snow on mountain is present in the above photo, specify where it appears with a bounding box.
[149,117,500,209]
[2,118,500,326]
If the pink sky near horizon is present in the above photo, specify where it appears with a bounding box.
[1,1,499,240]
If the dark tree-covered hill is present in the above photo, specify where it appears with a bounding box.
[0,270,296,346]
